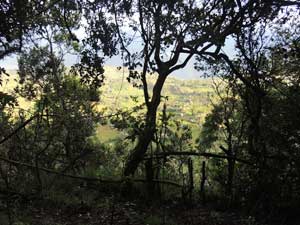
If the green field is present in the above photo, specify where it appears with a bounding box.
[99,66,216,122]
[96,67,217,141]
[1,66,217,142]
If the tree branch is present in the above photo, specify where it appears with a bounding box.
[0,114,38,145]
[146,151,253,166]
[0,156,182,187]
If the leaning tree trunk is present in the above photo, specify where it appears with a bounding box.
[123,113,156,176]
[124,73,167,176]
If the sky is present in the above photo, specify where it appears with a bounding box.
[0,34,236,80]
[1,3,297,80]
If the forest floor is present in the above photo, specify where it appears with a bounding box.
[5,202,247,225]
[2,196,296,225]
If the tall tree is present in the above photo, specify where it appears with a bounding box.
[198,8,300,209]
[0,0,82,146]
[82,0,292,176]
[199,81,247,202]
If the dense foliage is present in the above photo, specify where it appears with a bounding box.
[0,1,300,224]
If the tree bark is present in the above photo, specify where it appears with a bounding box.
[145,158,155,199]
[200,161,206,205]
[188,158,194,202]
[226,157,235,203]
[123,115,156,176]
[124,73,167,176]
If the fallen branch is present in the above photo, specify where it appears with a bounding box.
[0,187,32,199]
[0,156,182,187]
[145,151,253,166]
[132,178,182,187]
[0,114,37,145]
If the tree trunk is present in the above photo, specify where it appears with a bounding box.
[124,123,155,176]
[226,157,235,204]
[188,158,194,202]
[145,158,155,199]
[200,161,206,205]
[124,73,167,176]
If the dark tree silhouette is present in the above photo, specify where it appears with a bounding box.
[81,0,294,177]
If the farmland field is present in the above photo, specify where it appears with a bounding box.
[1,66,217,142]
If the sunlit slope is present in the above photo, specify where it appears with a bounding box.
[100,66,215,125]
[0,70,32,110]
[1,67,216,141]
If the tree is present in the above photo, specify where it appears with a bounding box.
[198,9,300,210]
[0,0,81,61]
[82,0,288,177]
[198,81,247,202]
[0,0,82,150]
[0,10,100,195]
[0,45,101,197]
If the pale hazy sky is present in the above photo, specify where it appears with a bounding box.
[0,37,235,80]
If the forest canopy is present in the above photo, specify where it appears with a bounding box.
[1,1,300,224]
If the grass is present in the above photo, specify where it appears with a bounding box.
[96,125,121,142]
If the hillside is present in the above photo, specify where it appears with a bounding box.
[1,67,216,141]
[85,66,216,142]
[100,66,215,123]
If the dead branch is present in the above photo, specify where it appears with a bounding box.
[0,156,182,187]
[0,115,37,145]
[144,151,253,166]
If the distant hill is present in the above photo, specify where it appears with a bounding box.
[1,66,216,123]
[1,67,217,141]
[100,66,215,124]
